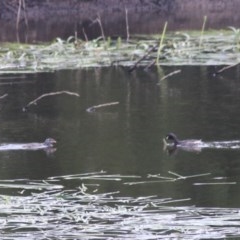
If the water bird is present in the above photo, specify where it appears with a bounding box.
[164,133,240,155]
[164,133,202,147]
[163,133,203,154]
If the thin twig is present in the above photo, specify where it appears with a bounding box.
[22,0,28,30]
[23,91,80,111]
[97,14,105,41]
[158,70,181,84]
[216,62,240,74]
[86,102,119,112]
[144,59,156,71]
[194,182,236,185]
[184,173,211,178]
[199,16,207,48]
[129,44,158,72]
[168,171,186,180]
[16,0,22,33]
[82,28,88,42]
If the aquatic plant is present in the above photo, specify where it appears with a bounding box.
[1,28,240,74]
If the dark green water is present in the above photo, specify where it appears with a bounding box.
[1,66,240,208]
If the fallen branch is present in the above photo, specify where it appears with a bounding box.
[86,102,119,112]
[23,91,80,111]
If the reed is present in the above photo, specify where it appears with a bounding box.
[199,16,207,48]
[125,7,130,42]
[1,28,240,74]
[156,22,168,65]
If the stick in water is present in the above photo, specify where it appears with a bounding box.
[0,94,8,100]
[23,91,80,111]
[86,102,119,112]
[215,62,240,75]
[158,69,181,84]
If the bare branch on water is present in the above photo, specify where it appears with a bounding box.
[216,62,240,74]
[0,94,8,100]
[86,102,119,112]
[158,69,181,83]
[23,91,80,111]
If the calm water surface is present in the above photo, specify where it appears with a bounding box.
[0,66,240,208]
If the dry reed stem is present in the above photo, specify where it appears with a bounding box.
[82,28,88,42]
[97,14,105,41]
[125,7,130,42]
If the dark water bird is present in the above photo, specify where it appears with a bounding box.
[163,133,203,154]
[164,133,202,147]
[164,133,240,155]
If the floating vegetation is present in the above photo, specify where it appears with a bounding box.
[0,173,240,239]
[0,179,63,190]
[1,29,240,74]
